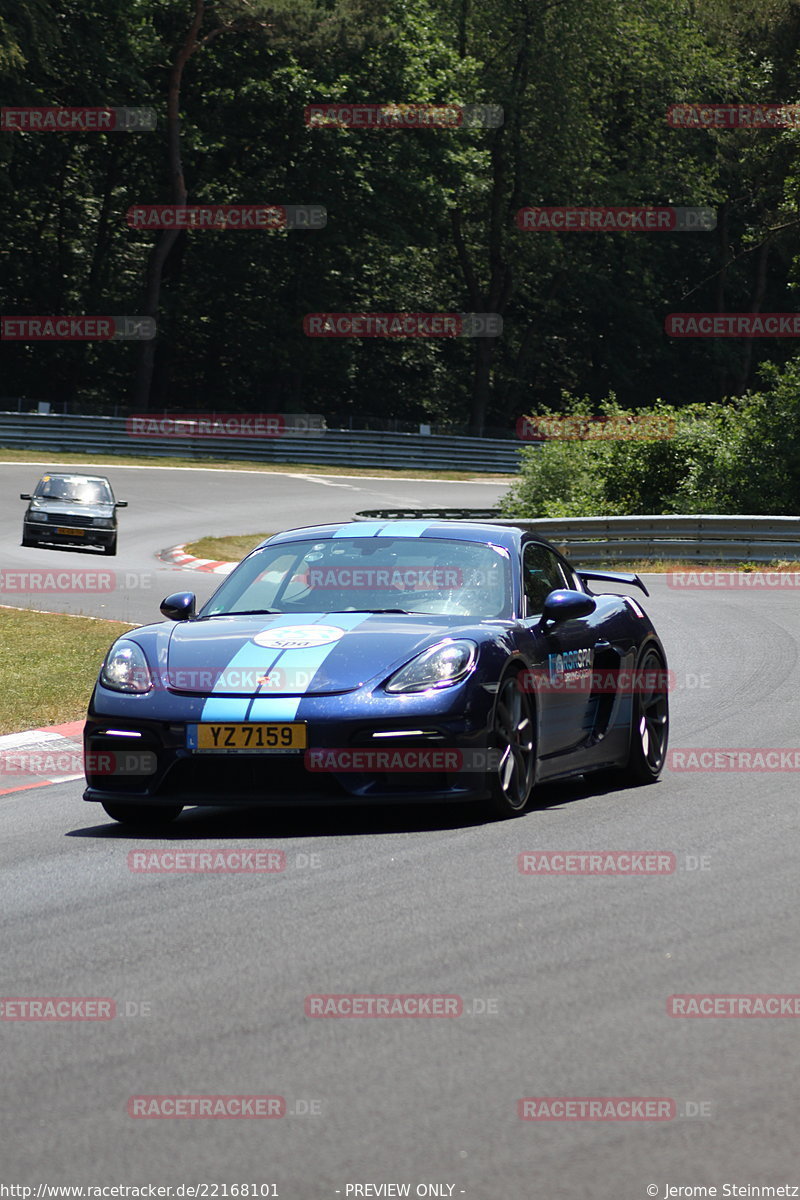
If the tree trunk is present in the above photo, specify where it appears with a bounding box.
[453,7,532,435]
[132,0,205,412]
[736,239,770,394]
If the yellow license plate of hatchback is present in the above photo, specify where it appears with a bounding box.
[57,526,84,535]
[190,722,307,752]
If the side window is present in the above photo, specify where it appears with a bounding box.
[523,543,570,616]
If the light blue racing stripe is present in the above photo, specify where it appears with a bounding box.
[333,520,432,538]
[332,522,386,538]
[377,520,432,538]
[199,612,372,724]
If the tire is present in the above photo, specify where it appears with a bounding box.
[21,535,36,547]
[101,800,183,826]
[102,535,117,556]
[620,644,669,784]
[485,671,536,818]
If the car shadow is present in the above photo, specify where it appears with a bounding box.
[68,801,492,840]
[21,542,108,556]
[67,772,642,840]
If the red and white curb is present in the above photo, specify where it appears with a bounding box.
[0,720,85,796]
[159,543,237,575]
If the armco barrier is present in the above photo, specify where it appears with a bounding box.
[353,510,800,563]
[0,413,521,474]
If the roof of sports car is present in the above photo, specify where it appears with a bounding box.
[260,519,534,552]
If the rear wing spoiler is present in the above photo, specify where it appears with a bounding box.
[576,568,649,597]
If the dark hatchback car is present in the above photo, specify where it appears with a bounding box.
[20,473,127,555]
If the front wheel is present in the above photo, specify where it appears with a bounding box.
[620,644,669,784]
[101,800,183,826]
[485,672,536,818]
[102,535,118,556]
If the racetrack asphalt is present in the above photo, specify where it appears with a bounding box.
[1,461,799,1195]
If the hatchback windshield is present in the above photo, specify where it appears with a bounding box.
[201,536,512,619]
[35,476,113,504]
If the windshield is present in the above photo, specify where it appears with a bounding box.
[201,536,512,619]
[34,476,113,504]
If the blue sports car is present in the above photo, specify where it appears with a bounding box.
[83,518,669,825]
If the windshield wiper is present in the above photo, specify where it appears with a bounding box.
[334,608,412,614]
[198,609,281,619]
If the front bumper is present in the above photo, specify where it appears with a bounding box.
[83,684,498,807]
[24,521,114,549]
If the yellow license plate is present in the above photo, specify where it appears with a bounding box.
[57,526,84,535]
[190,723,307,752]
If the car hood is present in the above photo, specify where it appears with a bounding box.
[164,611,484,696]
[29,499,114,519]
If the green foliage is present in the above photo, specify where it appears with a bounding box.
[500,361,800,516]
[2,0,800,441]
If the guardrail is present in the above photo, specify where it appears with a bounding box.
[353,511,800,563]
[0,412,522,474]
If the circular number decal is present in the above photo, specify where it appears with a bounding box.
[252,624,345,650]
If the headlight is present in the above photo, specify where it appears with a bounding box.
[385,639,477,693]
[100,640,152,693]
[28,512,48,522]
[93,517,115,528]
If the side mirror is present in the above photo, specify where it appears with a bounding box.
[160,592,196,621]
[541,589,596,626]
[20,493,31,500]
[115,500,128,507]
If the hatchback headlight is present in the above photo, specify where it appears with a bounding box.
[101,641,152,693]
[93,517,115,528]
[29,512,48,522]
[385,640,477,693]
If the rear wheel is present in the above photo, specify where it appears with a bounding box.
[101,801,183,826]
[485,672,536,818]
[620,644,669,784]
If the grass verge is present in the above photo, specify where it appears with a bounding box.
[0,606,135,735]
[186,533,272,560]
[0,446,513,482]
